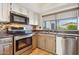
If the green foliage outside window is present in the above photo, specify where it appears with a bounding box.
[67,24,77,30]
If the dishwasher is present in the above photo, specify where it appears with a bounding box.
[56,34,77,55]
[0,37,13,55]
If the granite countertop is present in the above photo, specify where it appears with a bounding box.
[37,32,79,37]
[0,30,79,39]
[33,29,79,33]
[0,33,13,38]
[56,33,79,37]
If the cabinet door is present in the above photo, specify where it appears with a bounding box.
[2,3,10,22]
[28,11,39,25]
[11,4,28,16]
[45,35,56,53]
[34,14,39,25]
[21,7,28,16]
[32,35,37,49]
[0,44,4,55]
[38,35,46,50]
[11,4,20,13]
[28,11,34,25]
[0,3,3,21]
[3,43,13,55]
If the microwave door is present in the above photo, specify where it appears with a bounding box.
[14,16,25,23]
[10,13,29,24]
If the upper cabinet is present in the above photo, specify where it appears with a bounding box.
[0,3,40,24]
[0,3,10,22]
[28,11,39,25]
[11,4,39,25]
[0,3,3,21]
[11,4,28,17]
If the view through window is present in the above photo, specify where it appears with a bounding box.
[57,18,77,30]
[43,17,78,30]
[43,20,56,30]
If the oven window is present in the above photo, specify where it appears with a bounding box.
[16,37,32,51]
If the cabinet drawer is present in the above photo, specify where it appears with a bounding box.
[0,38,12,44]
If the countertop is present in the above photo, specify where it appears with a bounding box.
[0,33,13,39]
[38,32,79,37]
[14,33,35,40]
[0,31,36,39]
[33,29,79,34]
[56,33,79,37]
[0,30,79,39]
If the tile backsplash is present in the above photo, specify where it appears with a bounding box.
[0,23,26,31]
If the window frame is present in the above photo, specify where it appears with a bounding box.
[43,17,78,30]
[56,17,78,30]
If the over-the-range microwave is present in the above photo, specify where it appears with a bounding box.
[10,13,29,24]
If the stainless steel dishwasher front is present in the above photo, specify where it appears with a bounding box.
[62,36,77,55]
[56,34,77,55]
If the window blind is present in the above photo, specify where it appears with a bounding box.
[56,10,77,20]
[42,9,78,20]
[42,15,56,21]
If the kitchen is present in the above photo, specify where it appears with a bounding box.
[0,3,79,55]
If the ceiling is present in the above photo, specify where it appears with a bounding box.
[18,3,78,15]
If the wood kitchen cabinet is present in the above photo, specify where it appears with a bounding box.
[11,4,21,13]
[0,3,3,21]
[11,4,28,16]
[37,34,56,53]
[3,43,13,55]
[45,35,56,53]
[32,34,38,50]
[3,3,10,22]
[11,4,39,25]
[28,11,39,25]
[38,34,46,50]
[0,37,13,55]
[0,3,10,22]
[0,43,13,55]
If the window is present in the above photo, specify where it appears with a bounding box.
[57,18,78,30]
[43,20,56,30]
[43,18,78,30]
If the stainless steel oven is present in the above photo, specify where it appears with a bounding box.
[16,37,32,51]
[7,25,33,55]
[14,35,32,55]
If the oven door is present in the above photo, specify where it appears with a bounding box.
[16,37,32,51]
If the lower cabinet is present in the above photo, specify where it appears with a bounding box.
[0,43,13,55]
[38,35,46,50]
[3,43,13,55]
[0,44,4,55]
[45,35,56,53]
[37,34,56,53]
[32,35,38,50]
